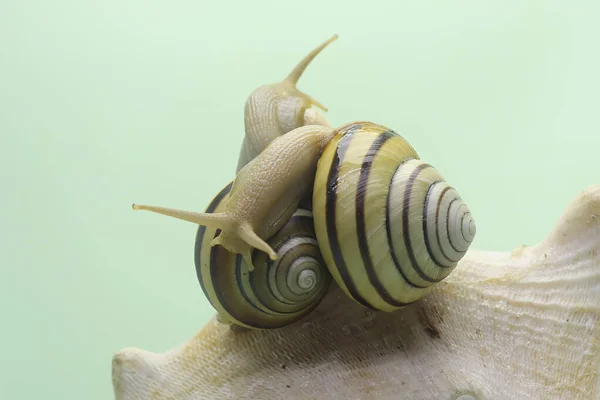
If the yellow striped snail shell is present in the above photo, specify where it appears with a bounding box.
[194,182,332,329]
[313,121,476,312]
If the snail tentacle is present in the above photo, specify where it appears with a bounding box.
[132,204,230,229]
[284,34,338,93]
[131,203,275,271]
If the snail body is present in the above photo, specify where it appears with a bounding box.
[237,35,337,173]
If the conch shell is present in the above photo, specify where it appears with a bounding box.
[112,184,600,399]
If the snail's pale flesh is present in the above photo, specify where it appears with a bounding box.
[237,34,337,172]
[133,125,336,271]
[114,184,600,399]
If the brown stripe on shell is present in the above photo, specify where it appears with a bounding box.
[194,181,233,308]
[446,198,466,254]
[209,233,274,329]
[460,212,472,242]
[356,131,412,308]
[386,160,428,289]
[434,186,461,264]
[423,183,453,268]
[325,123,377,310]
[402,163,447,283]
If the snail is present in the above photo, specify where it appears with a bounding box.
[236,34,337,173]
[132,121,476,328]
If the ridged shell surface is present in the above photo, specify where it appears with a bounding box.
[312,121,476,311]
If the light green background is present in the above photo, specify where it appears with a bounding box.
[1,1,598,399]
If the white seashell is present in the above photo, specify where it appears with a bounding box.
[112,184,600,400]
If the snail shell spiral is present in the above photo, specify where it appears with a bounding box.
[312,121,476,312]
[195,182,332,329]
